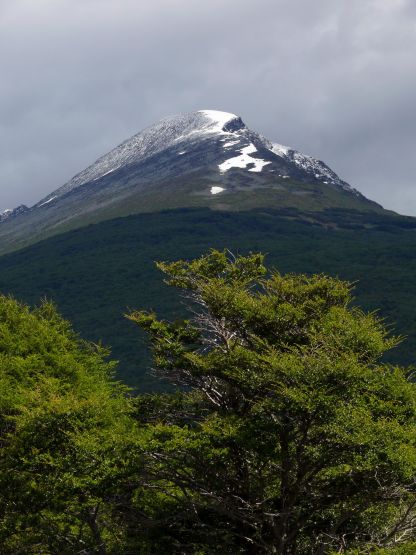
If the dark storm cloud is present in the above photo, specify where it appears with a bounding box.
[1,0,415,213]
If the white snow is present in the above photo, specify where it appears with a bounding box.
[211,186,225,195]
[0,209,12,222]
[271,143,291,157]
[102,167,118,176]
[49,111,242,198]
[269,142,355,193]
[37,109,359,204]
[198,110,237,134]
[223,140,240,148]
[178,151,186,155]
[101,167,119,178]
[92,166,122,181]
[292,151,353,190]
[218,144,271,173]
[38,196,57,207]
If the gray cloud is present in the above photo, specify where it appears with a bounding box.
[0,0,415,214]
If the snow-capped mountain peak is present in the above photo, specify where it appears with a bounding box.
[197,110,239,134]
[0,109,382,257]
[34,110,247,207]
[37,108,362,211]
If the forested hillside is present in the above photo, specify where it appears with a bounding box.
[2,251,416,554]
[0,207,415,390]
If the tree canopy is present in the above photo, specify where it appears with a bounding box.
[0,296,135,554]
[128,250,416,554]
[1,250,416,554]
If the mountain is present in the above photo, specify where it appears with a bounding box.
[2,109,415,391]
[0,110,383,254]
[0,204,29,223]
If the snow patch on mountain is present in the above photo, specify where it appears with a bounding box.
[272,143,291,157]
[41,110,243,204]
[0,209,12,222]
[223,140,240,148]
[198,110,237,134]
[39,196,57,207]
[211,186,225,195]
[101,167,119,177]
[219,144,272,173]
[26,109,365,213]
[269,143,358,194]
[0,205,29,223]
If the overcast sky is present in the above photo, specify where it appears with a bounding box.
[1,0,415,214]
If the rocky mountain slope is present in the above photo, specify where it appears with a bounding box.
[0,109,384,254]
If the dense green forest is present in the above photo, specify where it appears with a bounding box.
[1,250,416,554]
[0,208,415,390]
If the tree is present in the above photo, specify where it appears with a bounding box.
[0,296,138,554]
[128,249,416,554]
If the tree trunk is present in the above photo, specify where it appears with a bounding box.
[85,505,106,555]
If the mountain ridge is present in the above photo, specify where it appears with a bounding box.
[0,109,386,254]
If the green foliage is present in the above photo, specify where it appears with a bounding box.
[0,295,137,554]
[2,246,416,553]
[128,250,416,554]
[1,207,416,390]
[343,544,416,554]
